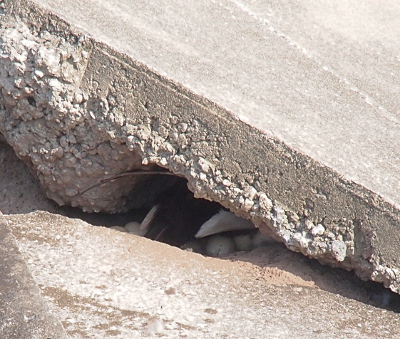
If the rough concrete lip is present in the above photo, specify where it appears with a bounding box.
[31,0,400,206]
[0,213,68,339]
[1,0,400,293]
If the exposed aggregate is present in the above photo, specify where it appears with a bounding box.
[1,16,398,293]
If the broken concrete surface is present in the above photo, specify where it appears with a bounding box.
[2,131,400,338]
[1,0,400,293]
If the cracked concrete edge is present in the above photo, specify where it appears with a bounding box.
[0,212,68,339]
[1,0,400,292]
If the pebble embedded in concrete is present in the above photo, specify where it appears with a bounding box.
[311,223,325,236]
[331,239,347,262]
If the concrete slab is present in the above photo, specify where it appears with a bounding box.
[1,0,400,294]
[6,210,400,339]
[0,213,68,339]
[29,0,400,204]
[2,124,400,338]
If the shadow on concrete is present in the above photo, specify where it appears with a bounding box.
[224,242,400,314]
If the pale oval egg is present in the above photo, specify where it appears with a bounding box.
[124,221,147,236]
[181,240,203,253]
[205,235,236,257]
[252,231,273,248]
[233,234,253,251]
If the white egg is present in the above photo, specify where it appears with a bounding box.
[205,235,236,257]
[181,240,203,253]
[110,226,128,233]
[252,231,273,248]
[233,234,253,251]
[124,221,147,236]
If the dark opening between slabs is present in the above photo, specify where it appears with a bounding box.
[63,171,269,257]
[2,139,400,313]
[59,165,400,313]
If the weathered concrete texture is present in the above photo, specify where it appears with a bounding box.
[6,210,400,339]
[3,140,400,338]
[0,138,59,214]
[1,0,400,293]
[0,213,68,339]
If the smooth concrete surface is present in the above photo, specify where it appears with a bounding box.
[1,0,400,300]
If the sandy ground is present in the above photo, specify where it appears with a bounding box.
[2,140,400,338]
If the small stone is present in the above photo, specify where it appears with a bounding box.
[74,92,83,104]
[243,198,254,211]
[304,219,314,230]
[311,224,325,236]
[198,157,212,173]
[34,69,44,78]
[159,157,168,166]
[222,179,232,186]
[291,232,310,248]
[243,186,258,200]
[331,240,347,261]
[327,231,336,239]
[179,122,188,132]
[258,193,272,210]
[273,206,287,225]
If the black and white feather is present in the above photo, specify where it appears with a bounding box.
[138,178,256,246]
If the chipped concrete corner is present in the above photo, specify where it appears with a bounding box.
[1,0,399,293]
